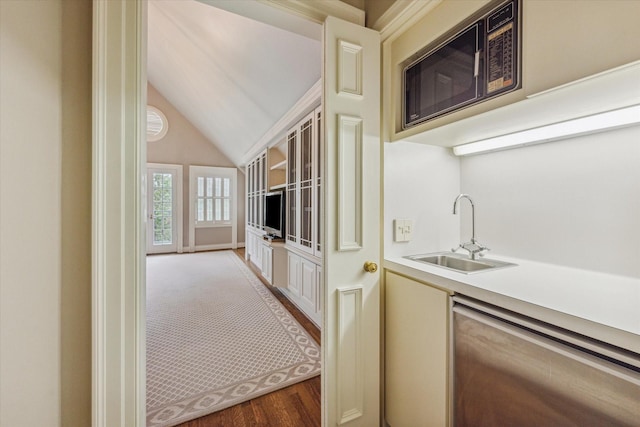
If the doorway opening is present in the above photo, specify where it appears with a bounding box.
[93,2,381,426]
[144,1,322,424]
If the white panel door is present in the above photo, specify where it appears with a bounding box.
[323,16,381,426]
[147,164,182,254]
[300,257,317,313]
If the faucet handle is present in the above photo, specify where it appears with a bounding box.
[477,245,490,257]
[455,241,491,259]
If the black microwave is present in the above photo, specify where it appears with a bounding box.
[403,0,521,129]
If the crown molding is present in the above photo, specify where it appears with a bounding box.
[259,0,365,26]
[374,0,441,42]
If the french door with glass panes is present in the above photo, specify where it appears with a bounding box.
[146,164,183,254]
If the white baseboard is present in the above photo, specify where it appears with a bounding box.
[237,241,246,248]
[193,243,236,252]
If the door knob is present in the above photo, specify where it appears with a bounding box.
[363,261,378,273]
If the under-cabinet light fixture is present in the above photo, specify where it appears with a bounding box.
[452,104,640,156]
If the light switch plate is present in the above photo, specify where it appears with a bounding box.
[394,219,405,242]
[403,219,413,241]
[394,219,412,242]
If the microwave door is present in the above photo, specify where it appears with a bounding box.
[404,22,484,127]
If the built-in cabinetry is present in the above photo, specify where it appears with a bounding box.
[245,105,323,327]
[246,151,266,230]
[286,107,322,257]
[246,230,287,287]
[260,239,287,286]
[268,148,286,192]
[285,249,321,325]
[246,229,262,267]
[245,149,267,276]
[385,271,451,427]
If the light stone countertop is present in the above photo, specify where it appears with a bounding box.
[384,254,640,355]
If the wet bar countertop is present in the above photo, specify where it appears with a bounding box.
[385,254,640,354]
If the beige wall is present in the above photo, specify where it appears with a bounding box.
[364,0,397,27]
[0,1,92,426]
[342,0,365,12]
[147,83,246,247]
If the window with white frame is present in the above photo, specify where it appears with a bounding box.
[196,175,231,225]
[191,166,236,228]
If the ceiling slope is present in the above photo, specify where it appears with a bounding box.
[147,0,321,167]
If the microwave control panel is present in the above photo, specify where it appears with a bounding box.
[486,1,518,95]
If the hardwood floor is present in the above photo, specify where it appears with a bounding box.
[174,249,321,427]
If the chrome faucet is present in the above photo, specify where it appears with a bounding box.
[452,194,489,260]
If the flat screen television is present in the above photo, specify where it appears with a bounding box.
[264,191,285,238]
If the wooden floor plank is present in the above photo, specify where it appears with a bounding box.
[173,249,321,426]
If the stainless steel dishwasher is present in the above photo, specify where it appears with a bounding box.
[453,296,640,426]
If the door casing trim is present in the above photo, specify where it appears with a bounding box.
[92,1,365,426]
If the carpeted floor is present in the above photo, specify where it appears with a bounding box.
[146,251,321,427]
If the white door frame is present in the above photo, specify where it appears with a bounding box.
[92,1,147,425]
[92,1,371,426]
[147,163,183,254]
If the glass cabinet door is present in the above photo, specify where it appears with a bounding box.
[314,107,322,256]
[257,152,266,229]
[300,116,313,250]
[246,151,267,231]
[247,161,254,227]
[253,159,258,229]
[286,129,297,244]
[283,108,322,255]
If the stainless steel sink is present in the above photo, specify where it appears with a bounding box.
[405,252,516,274]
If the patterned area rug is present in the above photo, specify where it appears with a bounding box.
[146,251,321,427]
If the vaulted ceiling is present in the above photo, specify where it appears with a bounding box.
[147,0,322,167]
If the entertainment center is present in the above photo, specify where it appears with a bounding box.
[245,102,323,327]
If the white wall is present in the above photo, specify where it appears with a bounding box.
[0,1,92,426]
[385,125,640,279]
[459,125,640,278]
[384,141,460,258]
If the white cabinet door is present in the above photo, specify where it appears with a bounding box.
[246,232,253,260]
[287,252,300,297]
[324,16,381,426]
[261,242,273,283]
[246,232,256,262]
[385,271,450,427]
[247,232,260,266]
[299,257,317,314]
